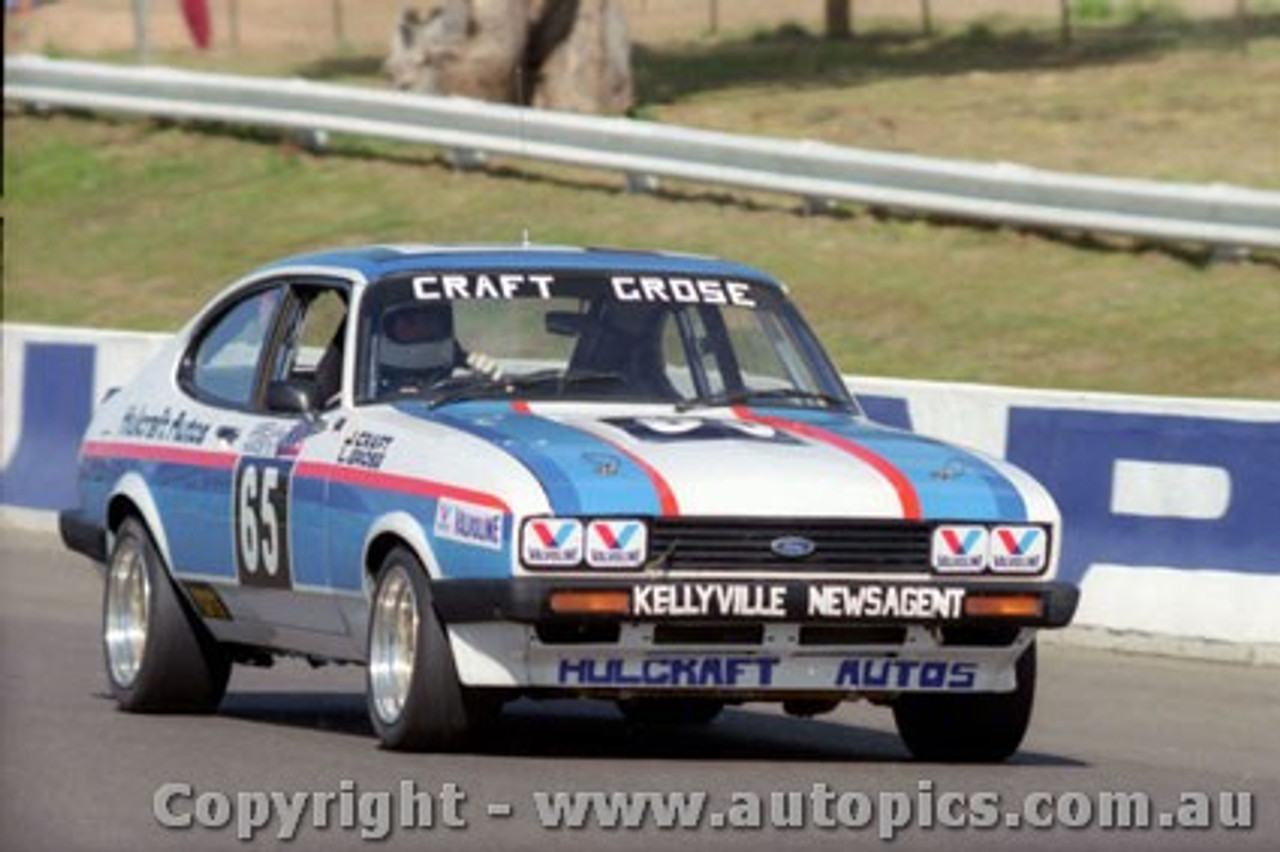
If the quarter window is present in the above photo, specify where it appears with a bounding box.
[188,288,282,407]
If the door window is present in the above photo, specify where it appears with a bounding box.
[269,287,349,408]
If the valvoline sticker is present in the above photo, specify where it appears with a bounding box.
[585,519,647,569]
[990,526,1048,573]
[522,518,583,567]
[931,525,988,573]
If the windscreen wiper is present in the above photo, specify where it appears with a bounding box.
[675,388,851,412]
[427,370,624,409]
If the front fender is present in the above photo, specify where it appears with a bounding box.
[361,510,444,594]
[107,471,174,570]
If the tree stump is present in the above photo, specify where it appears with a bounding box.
[386,0,633,115]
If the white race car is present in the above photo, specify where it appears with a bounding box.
[60,245,1077,760]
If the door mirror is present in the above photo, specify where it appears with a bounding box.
[265,380,315,416]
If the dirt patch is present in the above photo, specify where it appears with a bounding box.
[6,0,1247,56]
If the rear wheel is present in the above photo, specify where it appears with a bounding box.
[103,517,230,712]
[892,643,1036,763]
[366,547,471,751]
[617,698,724,726]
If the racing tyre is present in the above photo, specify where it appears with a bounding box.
[366,547,471,751]
[103,517,231,712]
[892,643,1036,763]
[618,698,724,726]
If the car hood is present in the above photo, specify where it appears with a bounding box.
[396,401,1054,523]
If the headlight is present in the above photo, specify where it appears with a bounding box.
[989,525,1049,574]
[520,518,583,567]
[930,525,988,574]
[584,519,648,569]
[931,524,1049,575]
[520,517,649,570]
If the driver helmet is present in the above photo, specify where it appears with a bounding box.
[379,302,456,373]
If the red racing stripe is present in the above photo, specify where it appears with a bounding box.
[82,440,237,470]
[511,402,680,517]
[584,431,680,517]
[293,461,510,513]
[733,406,922,520]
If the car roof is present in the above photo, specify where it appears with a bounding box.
[254,244,784,289]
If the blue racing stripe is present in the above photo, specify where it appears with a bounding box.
[420,404,581,514]
[398,402,664,516]
[761,409,1028,522]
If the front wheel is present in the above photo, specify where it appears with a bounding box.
[892,643,1037,763]
[103,517,230,712]
[366,547,471,751]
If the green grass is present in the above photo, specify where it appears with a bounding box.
[639,18,1280,188]
[6,112,1278,400]
[5,19,1280,401]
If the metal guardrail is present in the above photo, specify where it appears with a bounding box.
[6,54,1280,251]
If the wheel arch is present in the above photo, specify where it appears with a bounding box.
[360,511,443,597]
[106,473,173,570]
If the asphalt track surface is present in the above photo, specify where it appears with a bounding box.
[2,529,1276,852]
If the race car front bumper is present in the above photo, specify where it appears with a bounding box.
[434,578,1076,694]
[432,576,1079,628]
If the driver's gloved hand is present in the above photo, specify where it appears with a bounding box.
[466,351,505,381]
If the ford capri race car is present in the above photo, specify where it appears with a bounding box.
[60,245,1077,760]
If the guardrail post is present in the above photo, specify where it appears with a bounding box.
[447,148,488,171]
[292,129,329,154]
[626,173,660,194]
[802,197,839,217]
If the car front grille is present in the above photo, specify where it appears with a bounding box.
[648,518,933,573]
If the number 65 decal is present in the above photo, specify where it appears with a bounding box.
[235,459,293,588]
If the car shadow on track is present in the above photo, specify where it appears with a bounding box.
[216,691,1084,766]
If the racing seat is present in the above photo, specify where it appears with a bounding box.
[567,307,679,402]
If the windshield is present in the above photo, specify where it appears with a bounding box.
[356,270,855,411]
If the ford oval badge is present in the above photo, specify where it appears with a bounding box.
[771,536,816,559]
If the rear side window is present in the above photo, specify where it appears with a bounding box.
[188,288,282,407]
